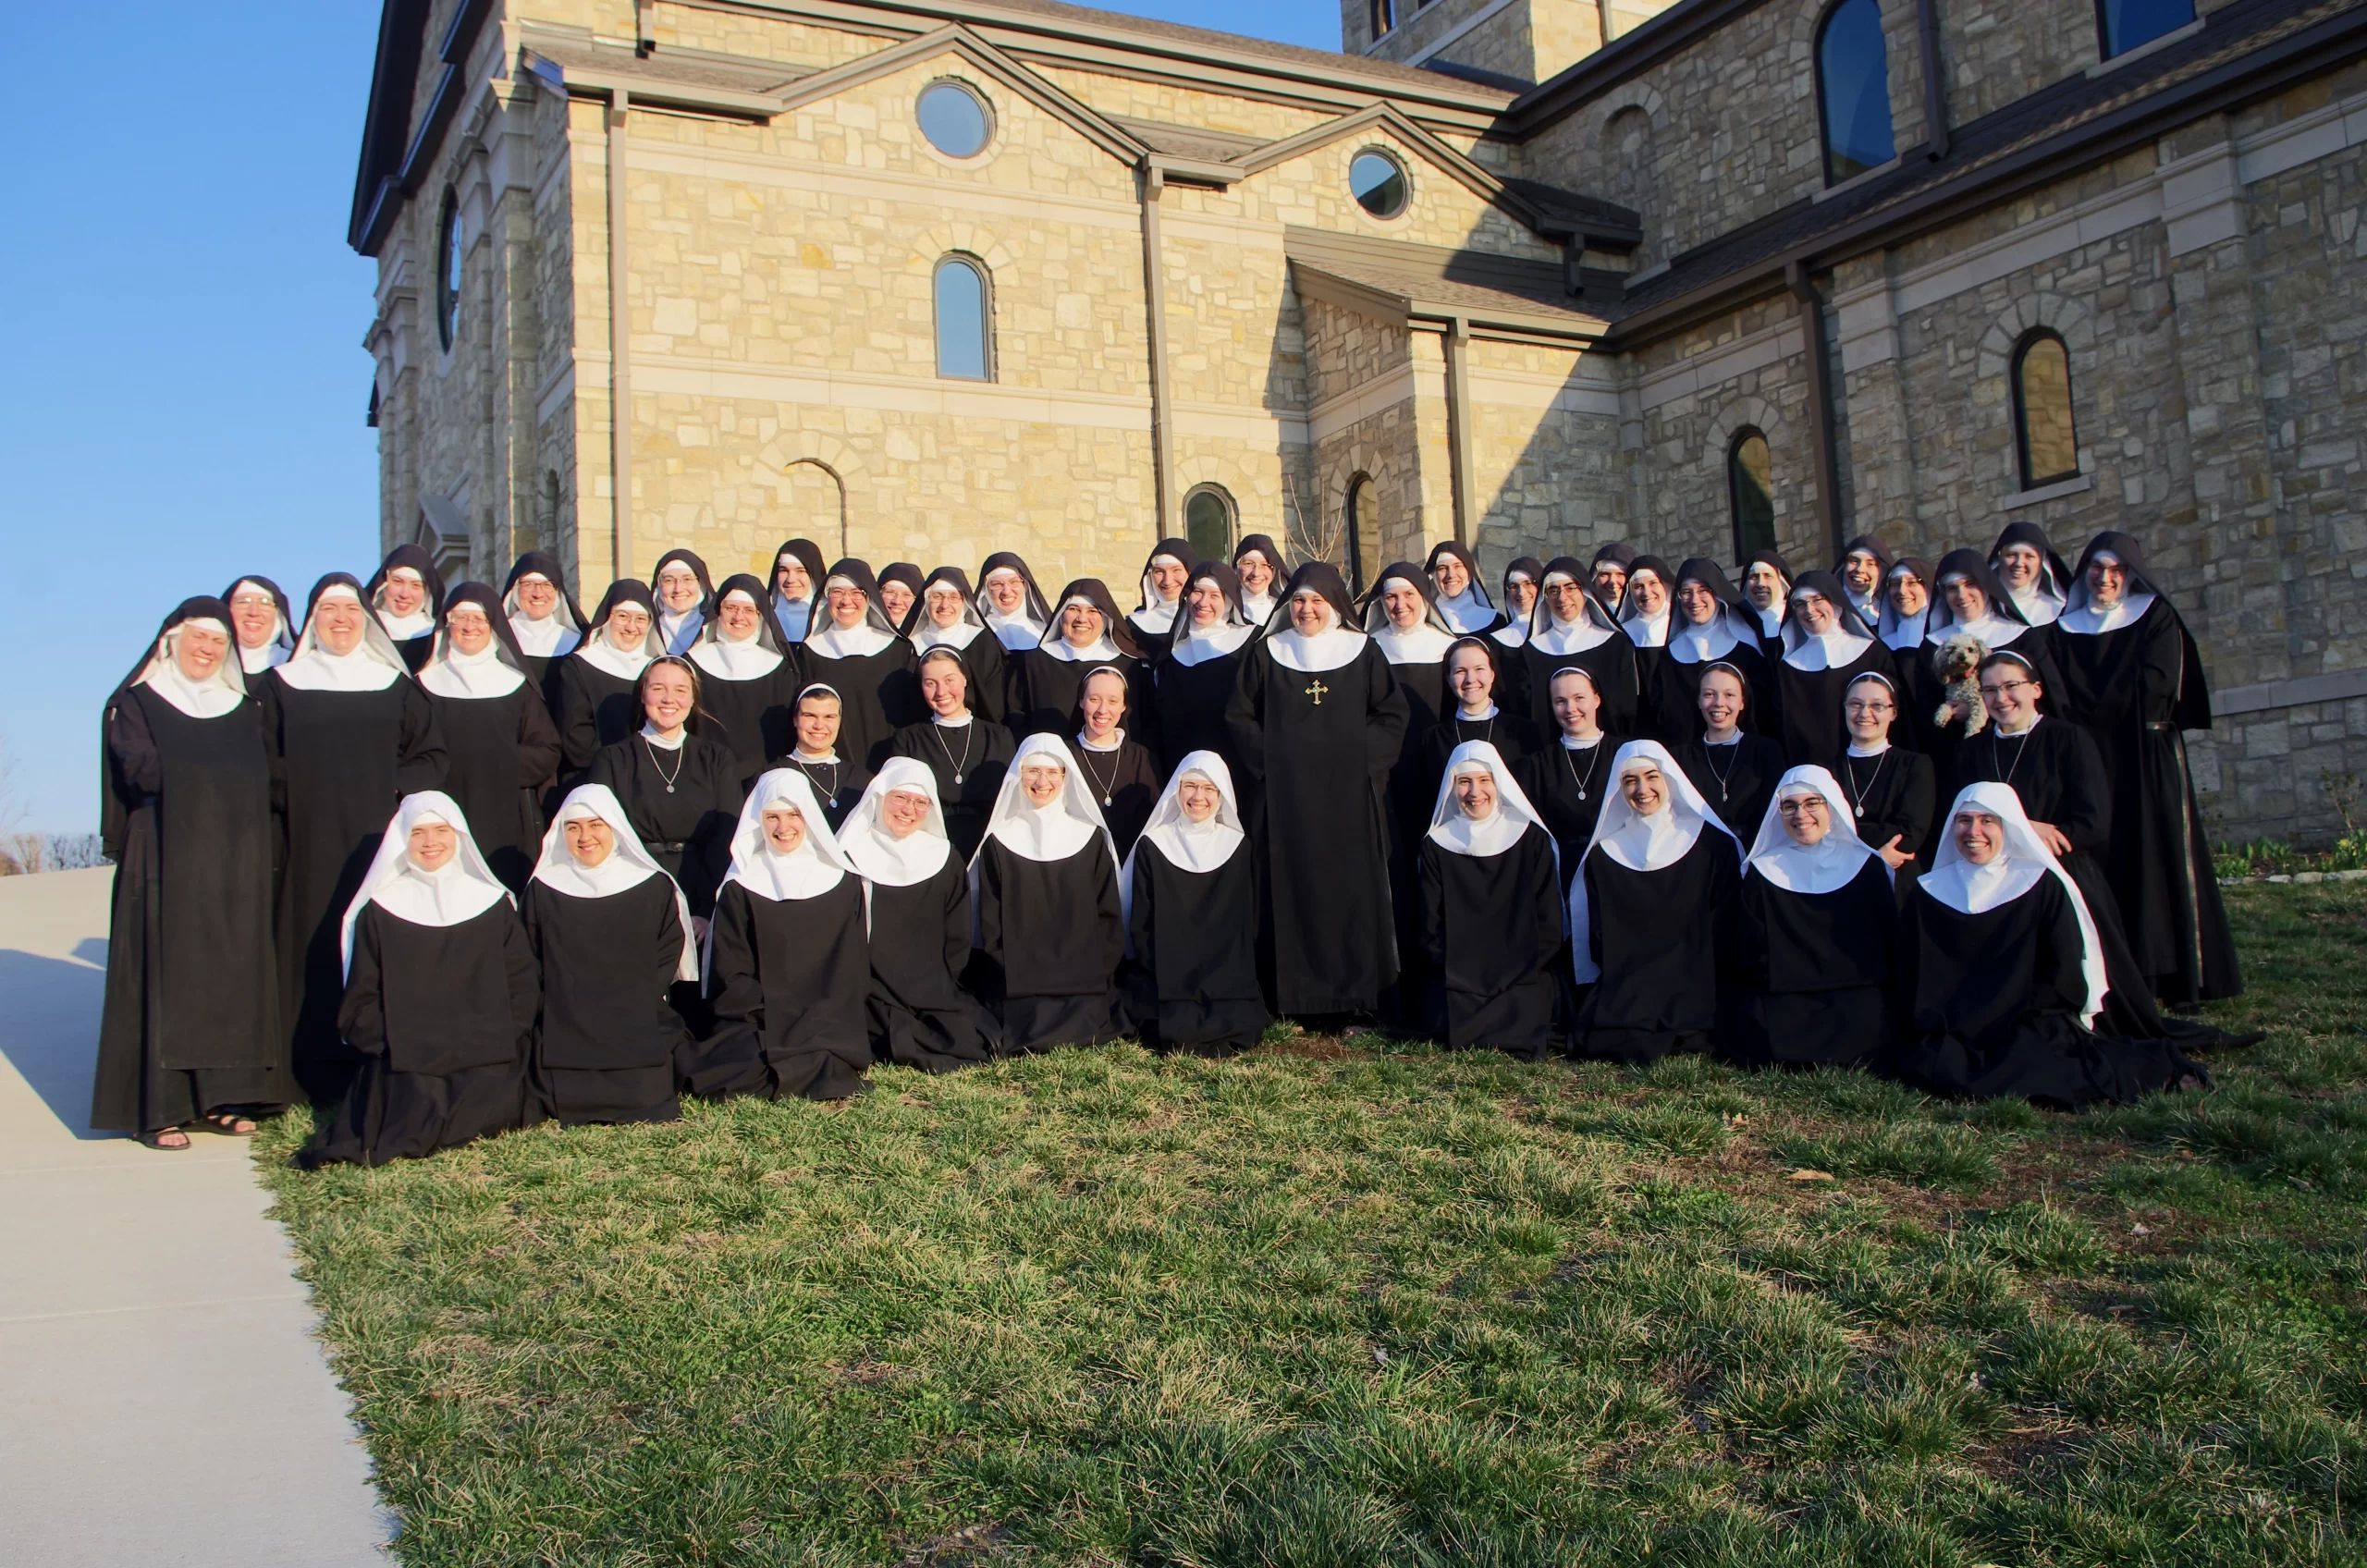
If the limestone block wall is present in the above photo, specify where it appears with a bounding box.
[1465,337,1625,575]
[1353,0,1608,86]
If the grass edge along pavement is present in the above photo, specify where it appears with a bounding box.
[254,882,2367,1568]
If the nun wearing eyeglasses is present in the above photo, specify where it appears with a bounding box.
[221,576,296,675]
[557,580,664,777]
[365,545,445,674]
[1518,558,1637,741]
[1009,578,1146,741]
[1897,784,2210,1106]
[1419,742,1563,1058]
[260,574,448,1105]
[839,760,999,1072]
[1729,766,1897,1069]
[501,553,587,715]
[1150,560,1257,775]
[1569,741,1744,1064]
[1126,536,1197,659]
[1823,671,1935,883]
[682,770,873,1102]
[972,734,1128,1054]
[1771,570,1895,767]
[686,573,799,790]
[650,547,717,656]
[904,566,1008,727]
[797,560,923,770]
[521,785,695,1125]
[1122,752,1268,1058]
[303,793,538,1166]
[417,583,563,892]
[94,598,285,1148]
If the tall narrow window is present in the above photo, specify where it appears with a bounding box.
[1184,485,1234,563]
[933,255,990,381]
[2013,331,2079,488]
[436,190,462,351]
[1344,475,1382,598]
[1729,431,1777,560]
[1370,0,1395,39]
[1816,0,1895,184]
[2097,0,2193,57]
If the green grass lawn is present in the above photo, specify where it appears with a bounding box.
[256,885,2367,1567]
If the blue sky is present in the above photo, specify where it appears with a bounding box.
[1,0,1343,835]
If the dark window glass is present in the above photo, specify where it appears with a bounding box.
[2098,0,2193,57]
[1816,0,1895,184]
[2013,332,2079,487]
[1729,431,1777,559]
[1370,0,1395,38]
[917,81,991,158]
[1185,488,1233,562]
[1344,476,1383,597]
[436,193,461,351]
[934,256,989,381]
[1350,151,1407,219]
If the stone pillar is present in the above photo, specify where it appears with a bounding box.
[1829,252,1918,552]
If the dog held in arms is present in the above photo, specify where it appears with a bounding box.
[1932,633,1990,737]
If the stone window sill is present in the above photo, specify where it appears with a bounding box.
[1998,472,2091,511]
[2086,18,2204,78]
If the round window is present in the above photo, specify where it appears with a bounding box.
[917,80,992,158]
[1349,149,1408,220]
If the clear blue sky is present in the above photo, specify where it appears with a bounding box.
[0,0,1343,835]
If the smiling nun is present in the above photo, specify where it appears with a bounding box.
[1729,766,1897,1069]
[1149,560,1257,775]
[1122,751,1269,1058]
[1126,536,1197,658]
[839,759,1000,1072]
[769,538,828,643]
[1518,557,1637,741]
[1772,570,1896,767]
[417,582,562,891]
[221,575,296,674]
[365,545,446,674]
[501,552,587,711]
[1425,541,1506,637]
[686,572,799,789]
[650,547,717,656]
[1419,741,1564,1059]
[556,580,664,777]
[1009,578,1145,741]
[797,559,923,769]
[903,566,1009,727]
[972,733,1128,1053]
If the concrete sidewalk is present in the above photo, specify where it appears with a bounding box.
[0,868,392,1566]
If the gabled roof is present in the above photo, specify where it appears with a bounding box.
[1284,227,1608,339]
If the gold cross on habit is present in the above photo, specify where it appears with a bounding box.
[1305,679,1330,705]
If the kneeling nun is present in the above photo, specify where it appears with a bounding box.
[1418,741,1564,1058]
[1730,766,1897,1068]
[1122,751,1269,1057]
[839,759,1000,1072]
[972,733,1127,1053]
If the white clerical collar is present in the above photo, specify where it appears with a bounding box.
[1456,704,1500,722]
[377,606,434,641]
[1702,730,1742,748]
[1168,619,1254,668]
[510,612,581,658]
[1529,614,1613,656]
[1371,622,1457,665]
[419,639,526,700]
[1075,729,1125,753]
[1265,624,1366,673]
[1783,624,1873,672]
[689,631,783,681]
[1623,609,1671,649]
[2058,591,2157,636]
[805,620,895,659]
[1993,713,2042,739]
[640,723,688,751]
[791,746,840,766]
[930,713,973,729]
[1434,590,1497,635]
[1846,740,1891,757]
[238,643,288,675]
[1560,732,1603,750]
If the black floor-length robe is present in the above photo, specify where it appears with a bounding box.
[1151,648,1248,777]
[1729,858,1896,1068]
[1126,843,1268,1057]
[887,721,1013,862]
[864,864,999,1072]
[682,878,873,1101]
[259,676,446,1105]
[1575,833,1739,1063]
[1675,733,1789,841]
[306,902,538,1165]
[1419,823,1563,1057]
[93,686,285,1133]
[1772,641,1896,767]
[1520,638,1637,741]
[584,735,743,920]
[1067,737,1164,861]
[556,658,644,778]
[803,643,921,771]
[697,664,800,791]
[522,877,686,1124]
[1517,741,1613,874]
[429,685,560,892]
[974,835,1128,1052]
[777,753,871,832]
[1226,640,1407,1017]
[1894,876,2193,1107]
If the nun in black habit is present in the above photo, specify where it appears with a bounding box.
[1989,521,2076,630]
[1150,560,1257,775]
[416,583,562,892]
[222,575,296,676]
[1418,742,1563,1059]
[1122,752,1269,1057]
[94,598,284,1146]
[1652,558,1774,744]
[780,682,874,829]
[1914,550,2067,778]
[1231,533,1286,628]
[770,537,828,643]
[1126,536,1197,658]
[1896,783,2208,1107]
[2051,532,2240,1007]
[651,547,717,655]
[259,574,447,1105]
[1674,660,1789,840]
[681,770,873,1101]
[1224,563,1408,1021]
[366,544,445,674]
[839,760,1000,1072]
[1615,555,1680,742]
[1515,664,1614,873]
[556,580,663,778]
[522,784,695,1125]
[1009,578,1145,741]
[889,648,1012,859]
[1824,670,1936,880]
[1834,534,1895,628]
[305,792,538,1166]
[686,573,799,789]
[976,550,1053,651]
[1519,559,1638,741]
[971,734,1129,1053]
[1426,540,1507,636]
[877,561,926,631]
[584,655,744,944]
[1569,741,1744,1064]
[502,552,587,714]
[1738,550,1793,658]
[1413,635,1540,802]
[1589,542,1637,612]
[798,559,922,769]
[1728,766,1897,1069]
[1771,570,1896,766]
[1068,665,1165,860]
[905,566,1008,727]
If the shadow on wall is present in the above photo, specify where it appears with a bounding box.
[0,939,115,1140]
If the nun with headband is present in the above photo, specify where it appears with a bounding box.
[1009,578,1144,741]
[522,784,695,1125]
[1728,766,1897,1069]
[259,572,446,1105]
[1568,741,1743,1064]
[1121,752,1268,1058]
[1426,541,1506,637]
[1231,534,1286,627]
[797,559,922,770]
[501,553,586,714]
[584,655,745,966]
[1149,560,1257,774]
[303,792,538,1166]
[650,547,717,656]
[1517,558,1638,741]
[1420,742,1563,1058]
[770,538,828,643]
[973,734,1129,1053]
[1225,562,1407,1023]
[839,760,999,1072]
[1069,664,1165,860]
[1674,659,1787,839]
[364,544,445,674]
[557,580,664,777]
[1825,670,1935,881]
[1126,536,1197,658]
[1515,663,1614,875]
[903,566,1008,727]
[679,770,873,1103]
[1771,570,1895,767]
[1413,635,1540,804]
[221,576,296,674]
[686,572,799,789]
[780,681,873,830]
[1897,783,2210,1107]
[416,582,562,891]
[888,649,1013,860]
[1650,558,1773,744]
[93,597,284,1147]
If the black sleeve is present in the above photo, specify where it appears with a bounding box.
[1417,840,1447,968]
[1224,648,1267,784]
[654,891,689,990]
[1363,647,1411,787]
[1732,871,1771,991]
[256,678,290,817]
[106,689,163,800]
[1127,851,1156,968]
[395,680,448,794]
[1094,840,1125,974]
[1530,833,1566,969]
[1895,752,1937,855]
[2032,876,2090,1019]
[942,867,975,977]
[706,885,763,1017]
[501,910,542,1051]
[2137,609,2184,725]
[681,747,744,918]
[558,663,604,777]
[583,742,627,798]
[2050,726,2113,856]
[975,847,1006,969]
[515,686,563,789]
[336,909,388,1056]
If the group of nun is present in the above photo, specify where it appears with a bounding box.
[94,518,2245,1157]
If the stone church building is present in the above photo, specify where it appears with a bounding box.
[352,0,2367,841]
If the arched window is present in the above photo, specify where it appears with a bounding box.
[1728,430,1777,559]
[2097,0,2193,58]
[436,190,462,351]
[783,459,850,559]
[933,255,991,381]
[1816,0,1895,184]
[1344,475,1382,598]
[2012,330,2079,488]
[1184,484,1234,562]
